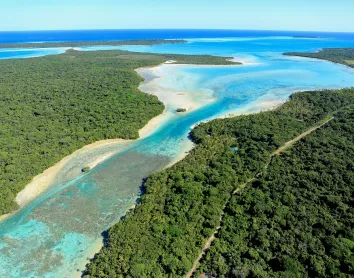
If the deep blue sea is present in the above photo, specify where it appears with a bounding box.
[1,29,354,60]
[1,29,354,44]
[1,30,354,278]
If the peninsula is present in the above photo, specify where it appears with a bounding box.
[0,44,236,216]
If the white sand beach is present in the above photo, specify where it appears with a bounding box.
[136,64,217,113]
[4,60,242,221]
[138,108,170,138]
[73,239,104,278]
[223,98,285,118]
[15,138,132,208]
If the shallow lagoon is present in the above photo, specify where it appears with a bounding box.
[1,36,354,277]
[0,47,67,59]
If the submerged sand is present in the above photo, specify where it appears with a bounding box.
[5,61,223,221]
[0,58,291,277]
[137,62,225,137]
[137,65,203,112]
[15,139,132,208]
[223,98,285,118]
[3,58,286,225]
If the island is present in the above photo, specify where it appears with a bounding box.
[0,39,187,49]
[284,48,354,68]
[0,43,236,216]
[84,88,354,278]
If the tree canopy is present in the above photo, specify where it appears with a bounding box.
[198,104,354,278]
[0,39,187,49]
[0,48,234,215]
[84,88,354,277]
[285,48,354,68]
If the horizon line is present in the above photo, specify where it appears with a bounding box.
[0,28,353,34]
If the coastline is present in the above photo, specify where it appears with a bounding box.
[0,139,135,222]
[0,140,130,222]
[1,56,327,276]
[73,239,104,278]
[1,60,225,222]
[222,98,286,118]
[1,116,165,223]
[56,95,286,215]
[70,62,226,274]
[136,63,217,113]
[15,138,133,208]
[0,56,281,224]
[138,107,169,138]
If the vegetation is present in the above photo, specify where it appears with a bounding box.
[0,48,234,215]
[84,88,354,277]
[198,107,354,278]
[176,108,187,113]
[81,166,91,173]
[285,48,354,68]
[0,39,187,49]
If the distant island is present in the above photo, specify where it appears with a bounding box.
[0,39,187,49]
[293,35,321,39]
[285,48,354,68]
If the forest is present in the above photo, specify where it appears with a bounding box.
[198,106,354,278]
[284,48,354,68]
[0,39,187,49]
[0,48,234,215]
[84,88,354,277]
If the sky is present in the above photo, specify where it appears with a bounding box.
[1,0,353,32]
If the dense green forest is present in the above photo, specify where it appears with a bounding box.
[198,107,354,278]
[84,88,354,277]
[285,48,354,68]
[0,49,234,215]
[0,39,187,49]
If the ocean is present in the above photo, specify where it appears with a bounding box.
[1,29,354,44]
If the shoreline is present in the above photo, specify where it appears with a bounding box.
[136,63,217,113]
[222,98,286,118]
[138,107,169,138]
[0,55,279,224]
[72,61,287,275]
[15,138,131,208]
[0,139,132,222]
[0,57,295,276]
[73,239,104,278]
[0,60,227,222]
[1,59,251,276]
[70,62,222,274]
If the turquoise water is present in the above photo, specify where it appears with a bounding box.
[1,36,354,277]
[0,48,67,59]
